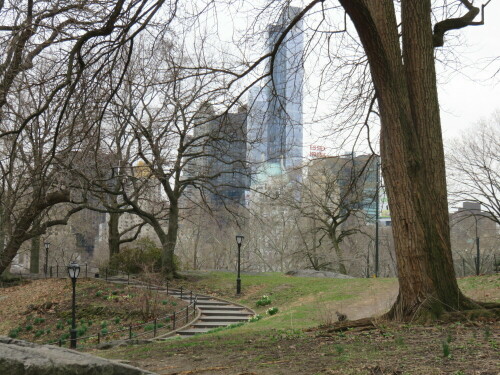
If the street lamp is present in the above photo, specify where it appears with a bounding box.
[236,235,244,294]
[67,261,80,349]
[44,242,50,277]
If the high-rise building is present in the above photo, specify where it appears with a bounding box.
[188,104,249,207]
[247,5,304,190]
[266,5,304,172]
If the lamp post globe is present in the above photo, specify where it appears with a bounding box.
[67,261,80,349]
[236,235,244,294]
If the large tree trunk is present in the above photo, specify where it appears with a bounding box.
[30,235,40,274]
[108,212,121,257]
[153,200,179,279]
[339,0,477,320]
[0,190,71,275]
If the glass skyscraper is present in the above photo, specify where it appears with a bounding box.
[247,5,304,188]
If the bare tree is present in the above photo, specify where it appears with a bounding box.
[283,155,378,275]
[104,35,246,278]
[0,0,175,275]
[447,117,500,225]
[217,0,496,319]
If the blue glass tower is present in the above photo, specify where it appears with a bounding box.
[266,6,304,172]
[247,5,304,190]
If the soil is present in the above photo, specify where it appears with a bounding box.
[0,278,187,346]
[102,321,499,375]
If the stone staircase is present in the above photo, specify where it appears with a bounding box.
[167,289,254,336]
[106,276,255,338]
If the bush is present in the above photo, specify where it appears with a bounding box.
[267,307,279,315]
[34,330,44,338]
[108,238,162,274]
[8,328,21,338]
[256,295,272,307]
[33,317,45,325]
[249,314,263,322]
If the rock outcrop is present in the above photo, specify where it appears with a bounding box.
[0,336,156,375]
[286,269,354,278]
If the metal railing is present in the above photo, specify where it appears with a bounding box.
[18,264,203,349]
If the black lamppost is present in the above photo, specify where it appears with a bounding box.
[44,242,50,276]
[67,261,80,349]
[236,235,244,294]
[474,216,480,276]
[374,160,380,278]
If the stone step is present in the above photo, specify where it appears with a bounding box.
[180,296,212,301]
[193,301,230,306]
[196,305,242,310]
[201,310,252,316]
[176,328,212,336]
[192,321,240,328]
[198,316,251,323]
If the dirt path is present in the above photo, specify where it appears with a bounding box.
[310,280,399,324]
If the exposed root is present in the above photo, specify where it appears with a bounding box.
[382,291,498,323]
[439,307,500,323]
[311,317,378,333]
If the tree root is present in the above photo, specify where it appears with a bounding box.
[439,307,500,323]
[311,317,378,333]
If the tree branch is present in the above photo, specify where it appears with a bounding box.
[433,0,490,47]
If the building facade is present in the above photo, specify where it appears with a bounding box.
[188,104,249,207]
[247,5,304,193]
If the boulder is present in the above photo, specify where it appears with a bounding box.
[285,269,354,278]
[0,336,156,375]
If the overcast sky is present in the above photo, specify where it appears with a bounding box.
[437,0,500,140]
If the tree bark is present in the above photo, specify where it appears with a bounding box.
[162,200,179,278]
[108,212,121,257]
[0,190,71,275]
[338,0,477,320]
[30,235,40,274]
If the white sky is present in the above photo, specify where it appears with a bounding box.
[183,1,499,152]
[437,0,500,141]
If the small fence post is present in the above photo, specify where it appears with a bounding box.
[127,271,130,285]
[180,286,183,300]
[97,333,101,344]
[129,325,132,340]
[153,319,157,338]
[105,268,108,281]
[166,281,169,295]
[186,306,189,324]
[462,258,466,277]
[49,266,53,278]
[56,265,59,278]
[190,291,192,303]
[172,312,176,330]
[58,340,62,347]
[85,264,88,279]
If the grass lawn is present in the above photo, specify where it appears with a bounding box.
[95,272,499,375]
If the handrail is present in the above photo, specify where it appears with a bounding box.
[31,267,201,349]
